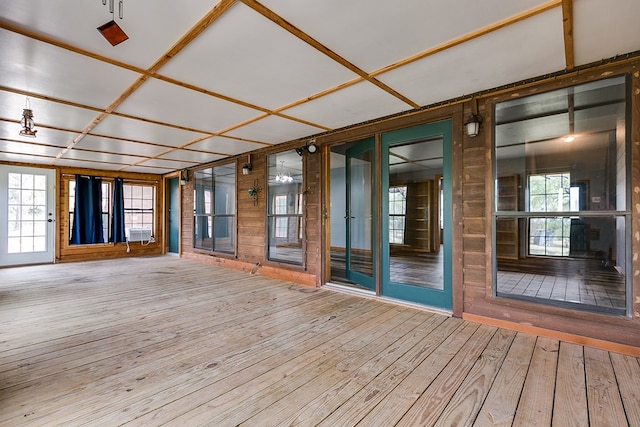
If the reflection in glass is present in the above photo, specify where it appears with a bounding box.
[348,149,373,279]
[494,76,628,314]
[267,150,303,265]
[193,164,235,254]
[387,138,444,290]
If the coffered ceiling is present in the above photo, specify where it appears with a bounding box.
[0,0,638,174]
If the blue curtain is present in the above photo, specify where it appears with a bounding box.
[70,175,104,244]
[110,178,126,243]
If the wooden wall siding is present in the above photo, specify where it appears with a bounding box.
[632,68,640,320]
[303,149,321,282]
[181,152,317,287]
[176,59,639,348]
[56,167,163,263]
[460,61,640,348]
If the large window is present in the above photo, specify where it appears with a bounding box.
[123,184,155,231]
[68,178,156,243]
[267,150,303,265]
[193,163,236,254]
[493,75,629,315]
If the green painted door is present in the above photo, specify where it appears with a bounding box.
[345,137,375,291]
[167,177,179,254]
[381,120,452,310]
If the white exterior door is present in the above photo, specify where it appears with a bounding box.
[0,165,55,266]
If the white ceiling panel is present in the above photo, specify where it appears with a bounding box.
[187,137,267,155]
[0,91,99,132]
[137,158,198,170]
[260,0,550,73]
[158,150,225,164]
[377,8,566,107]
[0,141,65,158]
[0,127,78,148]
[119,165,173,175]
[90,114,208,147]
[73,135,170,158]
[0,0,220,70]
[53,158,126,171]
[114,78,259,134]
[0,152,55,164]
[282,81,412,130]
[1,1,638,174]
[0,29,139,109]
[160,2,357,110]
[573,0,640,66]
[224,115,321,144]
[59,150,147,165]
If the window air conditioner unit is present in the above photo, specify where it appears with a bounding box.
[126,227,152,242]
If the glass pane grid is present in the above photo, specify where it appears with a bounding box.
[193,165,236,253]
[494,76,628,314]
[7,173,48,254]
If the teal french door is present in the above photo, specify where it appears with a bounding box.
[345,137,375,291]
[380,120,452,310]
[167,177,180,254]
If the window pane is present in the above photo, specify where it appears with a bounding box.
[193,164,236,253]
[494,76,628,315]
[213,216,235,253]
[267,150,303,264]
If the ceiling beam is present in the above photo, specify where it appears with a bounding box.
[371,0,562,77]
[562,0,575,70]
[239,0,420,109]
[271,1,564,117]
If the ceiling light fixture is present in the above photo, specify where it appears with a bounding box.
[19,98,37,138]
[563,91,576,143]
[274,161,293,184]
[97,0,128,46]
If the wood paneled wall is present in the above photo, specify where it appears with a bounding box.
[181,150,316,286]
[56,167,164,263]
[461,61,640,348]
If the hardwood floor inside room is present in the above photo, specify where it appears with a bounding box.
[1,257,639,426]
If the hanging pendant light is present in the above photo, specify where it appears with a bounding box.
[97,0,128,46]
[274,161,293,183]
[19,98,37,138]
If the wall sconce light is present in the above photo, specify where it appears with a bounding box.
[465,114,482,138]
[242,154,252,175]
[19,98,37,138]
[296,139,318,156]
[180,169,189,186]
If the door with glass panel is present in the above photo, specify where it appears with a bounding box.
[345,138,375,291]
[0,165,55,266]
[381,120,452,310]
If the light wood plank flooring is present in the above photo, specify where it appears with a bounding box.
[1,257,638,426]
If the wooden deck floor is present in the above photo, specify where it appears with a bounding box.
[1,256,639,426]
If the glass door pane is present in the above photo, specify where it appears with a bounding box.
[1,166,55,266]
[381,120,452,310]
[345,138,375,290]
